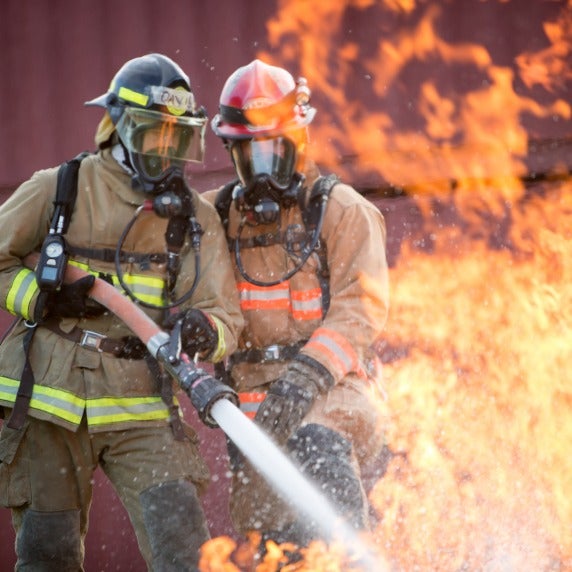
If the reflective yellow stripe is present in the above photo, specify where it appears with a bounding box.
[69,260,90,271]
[0,377,84,424]
[117,86,149,107]
[110,274,164,306]
[5,269,39,318]
[68,259,165,306]
[210,315,227,362]
[0,377,19,402]
[0,376,172,428]
[86,396,171,426]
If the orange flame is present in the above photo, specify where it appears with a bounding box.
[202,2,572,570]
[371,185,572,568]
[516,0,572,93]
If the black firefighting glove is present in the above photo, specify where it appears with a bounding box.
[45,275,106,319]
[255,354,334,443]
[165,309,219,360]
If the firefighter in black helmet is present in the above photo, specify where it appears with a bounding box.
[86,52,209,194]
[0,54,243,571]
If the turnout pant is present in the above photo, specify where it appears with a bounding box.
[0,413,211,571]
[228,374,387,545]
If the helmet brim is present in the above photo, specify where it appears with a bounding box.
[84,93,108,108]
[211,108,316,140]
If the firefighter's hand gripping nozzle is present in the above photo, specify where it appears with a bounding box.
[151,323,238,429]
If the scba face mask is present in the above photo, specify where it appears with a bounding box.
[230,137,303,224]
[115,107,207,193]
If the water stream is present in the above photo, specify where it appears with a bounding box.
[211,399,388,571]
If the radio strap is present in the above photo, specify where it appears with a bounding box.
[7,152,90,430]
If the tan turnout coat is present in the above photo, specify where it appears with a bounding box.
[203,166,389,465]
[0,149,243,433]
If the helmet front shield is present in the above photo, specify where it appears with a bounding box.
[114,107,206,185]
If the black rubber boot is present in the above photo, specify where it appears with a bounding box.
[283,423,369,546]
[140,479,210,572]
[16,508,82,571]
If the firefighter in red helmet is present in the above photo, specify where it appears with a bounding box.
[0,54,243,571]
[205,59,389,552]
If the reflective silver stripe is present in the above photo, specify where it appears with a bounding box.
[239,285,289,302]
[86,397,170,426]
[291,297,322,313]
[0,377,85,425]
[238,392,266,419]
[308,332,354,373]
[6,269,39,318]
[240,402,261,415]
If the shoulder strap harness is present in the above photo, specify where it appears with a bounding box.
[8,152,90,429]
[215,174,339,316]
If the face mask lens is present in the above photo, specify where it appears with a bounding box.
[139,154,179,179]
[231,137,295,188]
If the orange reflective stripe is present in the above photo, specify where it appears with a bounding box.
[291,287,322,320]
[305,327,365,378]
[238,391,266,420]
[238,282,289,311]
[238,282,322,320]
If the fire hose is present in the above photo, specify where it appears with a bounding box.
[23,253,387,570]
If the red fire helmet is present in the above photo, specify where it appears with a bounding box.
[211,59,316,140]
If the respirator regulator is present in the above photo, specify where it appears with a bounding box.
[230,135,304,225]
[232,171,305,225]
[115,165,203,309]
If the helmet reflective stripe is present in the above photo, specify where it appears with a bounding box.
[114,86,197,116]
[86,396,172,426]
[6,268,40,318]
[68,259,165,307]
[117,86,149,107]
[0,376,172,428]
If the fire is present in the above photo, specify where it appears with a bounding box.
[261,0,570,193]
[516,0,572,93]
[201,1,572,570]
[372,183,572,569]
[199,533,372,571]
